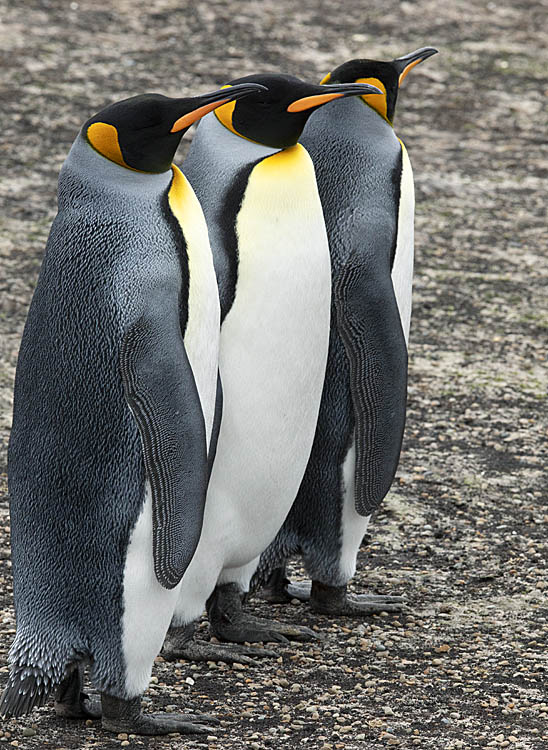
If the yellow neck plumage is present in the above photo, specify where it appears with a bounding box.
[320,71,392,125]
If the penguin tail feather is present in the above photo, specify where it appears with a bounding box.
[0,665,56,718]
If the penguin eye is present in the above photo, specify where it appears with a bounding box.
[134,109,165,130]
[251,97,271,109]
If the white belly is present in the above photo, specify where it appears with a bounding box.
[337,438,371,584]
[121,169,220,687]
[121,483,182,696]
[168,166,220,449]
[174,145,331,622]
[391,141,414,346]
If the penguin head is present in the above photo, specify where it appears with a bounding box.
[82,84,267,173]
[321,47,438,124]
[213,73,383,149]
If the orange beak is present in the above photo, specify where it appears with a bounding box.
[171,99,229,132]
[287,92,344,112]
[399,59,423,85]
[394,46,439,86]
[287,82,383,113]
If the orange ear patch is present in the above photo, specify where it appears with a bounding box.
[86,122,131,169]
[356,77,388,121]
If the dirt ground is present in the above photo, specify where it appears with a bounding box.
[0,0,547,748]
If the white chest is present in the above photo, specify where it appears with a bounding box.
[196,144,332,570]
[168,166,220,449]
[391,141,415,346]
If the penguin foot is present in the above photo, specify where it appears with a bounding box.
[101,694,217,736]
[212,614,318,644]
[208,583,319,644]
[55,693,102,720]
[310,581,404,617]
[162,624,277,666]
[54,664,101,720]
[258,567,311,604]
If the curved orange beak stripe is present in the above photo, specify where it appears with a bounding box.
[171,99,230,133]
[287,92,344,113]
[399,58,424,85]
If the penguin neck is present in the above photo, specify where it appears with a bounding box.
[318,96,399,146]
[193,112,280,166]
[60,134,173,208]
[358,98,398,136]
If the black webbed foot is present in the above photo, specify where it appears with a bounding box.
[310,581,404,616]
[101,694,217,736]
[208,582,319,643]
[54,664,101,720]
[162,623,277,666]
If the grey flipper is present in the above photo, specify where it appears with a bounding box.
[334,241,408,516]
[120,301,208,590]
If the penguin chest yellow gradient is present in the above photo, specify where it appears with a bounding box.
[167,166,220,450]
[201,144,332,569]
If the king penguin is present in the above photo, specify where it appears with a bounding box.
[254,48,439,617]
[0,82,265,735]
[160,73,383,662]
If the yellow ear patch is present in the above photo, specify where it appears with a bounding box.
[356,77,389,121]
[320,72,332,84]
[86,122,132,169]
[214,99,239,136]
[213,85,261,144]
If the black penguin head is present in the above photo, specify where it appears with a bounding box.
[82,84,267,173]
[213,73,382,149]
[322,47,438,124]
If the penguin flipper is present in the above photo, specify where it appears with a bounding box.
[334,248,408,516]
[120,309,208,590]
[207,373,223,478]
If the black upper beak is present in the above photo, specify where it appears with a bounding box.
[287,81,382,113]
[197,82,269,106]
[170,83,268,132]
[393,47,439,81]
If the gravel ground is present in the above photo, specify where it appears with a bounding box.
[0,1,547,749]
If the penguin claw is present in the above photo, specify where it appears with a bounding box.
[213,616,318,644]
[162,637,278,666]
[311,592,405,617]
[103,714,216,736]
[213,624,290,645]
[101,694,218,736]
[208,582,318,644]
